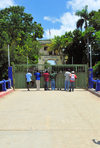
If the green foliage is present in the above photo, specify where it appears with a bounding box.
[47,6,100,65]
[65,30,87,64]
[47,36,62,55]
[0,5,100,80]
[75,5,88,18]
[93,61,100,71]
[75,5,89,30]
[0,6,44,80]
[95,31,100,43]
[82,27,95,44]
[89,10,100,31]
[93,61,100,77]
[47,33,73,57]
[0,46,8,80]
[48,29,87,64]
[44,61,51,70]
[75,7,100,64]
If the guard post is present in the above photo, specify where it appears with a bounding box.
[8,66,13,87]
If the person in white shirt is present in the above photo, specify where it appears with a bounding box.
[26,71,32,91]
[64,69,71,91]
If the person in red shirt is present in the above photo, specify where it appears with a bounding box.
[43,70,50,90]
[69,71,77,92]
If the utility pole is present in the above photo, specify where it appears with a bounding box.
[8,44,10,67]
[87,37,90,65]
[89,44,92,68]
[27,56,28,72]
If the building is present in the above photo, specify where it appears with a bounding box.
[38,40,63,65]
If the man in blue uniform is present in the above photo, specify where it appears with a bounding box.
[34,70,41,90]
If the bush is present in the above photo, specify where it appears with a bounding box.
[93,61,100,78]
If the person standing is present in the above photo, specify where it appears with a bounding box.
[43,70,50,90]
[34,70,41,90]
[64,69,71,91]
[70,71,77,92]
[26,71,32,91]
[50,71,57,90]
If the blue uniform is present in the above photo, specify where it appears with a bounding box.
[34,72,41,80]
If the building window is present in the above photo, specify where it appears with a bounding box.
[44,46,48,51]
[49,51,52,55]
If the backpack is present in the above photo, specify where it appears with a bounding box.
[70,74,75,81]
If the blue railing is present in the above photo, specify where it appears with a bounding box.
[89,68,100,91]
[0,79,11,91]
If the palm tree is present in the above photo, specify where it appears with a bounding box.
[75,5,89,31]
[47,36,62,55]
[75,5,90,64]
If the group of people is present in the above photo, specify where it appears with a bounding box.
[26,69,77,92]
[64,69,77,92]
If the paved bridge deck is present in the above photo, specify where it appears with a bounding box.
[0,89,100,147]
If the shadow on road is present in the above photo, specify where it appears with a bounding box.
[92,139,100,145]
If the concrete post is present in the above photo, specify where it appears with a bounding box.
[8,66,13,87]
[88,68,93,88]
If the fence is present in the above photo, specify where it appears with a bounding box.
[0,66,13,92]
[14,64,88,89]
[88,68,100,91]
[0,79,11,91]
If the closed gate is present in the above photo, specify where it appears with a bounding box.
[13,64,88,89]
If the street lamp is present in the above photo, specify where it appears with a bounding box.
[89,44,92,68]
[27,55,28,72]
[8,44,10,67]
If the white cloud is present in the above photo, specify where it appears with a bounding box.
[67,0,100,12]
[0,0,15,9]
[44,16,60,23]
[44,12,78,39]
[44,28,62,39]
[44,0,100,39]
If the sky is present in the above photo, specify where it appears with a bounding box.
[0,0,100,39]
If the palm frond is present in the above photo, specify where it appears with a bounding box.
[76,19,84,31]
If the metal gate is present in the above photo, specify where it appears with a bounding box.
[13,64,88,89]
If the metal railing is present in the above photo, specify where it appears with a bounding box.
[91,79,100,91]
[0,79,11,91]
[88,69,100,91]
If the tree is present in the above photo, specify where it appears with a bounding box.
[47,30,86,64]
[93,61,100,77]
[75,5,89,31]
[89,10,100,31]
[89,10,100,62]
[75,5,92,64]
[47,36,62,55]
[0,6,44,79]
[0,6,44,44]
[0,46,8,80]
[64,30,87,64]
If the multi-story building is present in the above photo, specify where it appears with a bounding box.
[38,40,63,65]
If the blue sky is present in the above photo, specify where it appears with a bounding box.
[0,0,100,39]
[15,0,66,29]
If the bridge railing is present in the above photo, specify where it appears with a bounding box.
[0,79,11,91]
[88,68,100,91]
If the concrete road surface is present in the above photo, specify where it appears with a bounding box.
[0,89,100,148]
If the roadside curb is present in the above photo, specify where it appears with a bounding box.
[0,89,14,98]
[88,89,100,97]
